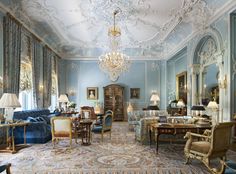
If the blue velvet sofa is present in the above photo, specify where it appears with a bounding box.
[13,109,59,144]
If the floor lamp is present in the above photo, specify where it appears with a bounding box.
[0,93,21,123]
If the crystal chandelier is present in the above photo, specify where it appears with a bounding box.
[98,10,131,82]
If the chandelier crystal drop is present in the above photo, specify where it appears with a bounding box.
[98,9,131,82]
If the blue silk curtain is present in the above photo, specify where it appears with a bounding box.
[32,37,42,108]
[3,13,22,95]
[43,46,52,108]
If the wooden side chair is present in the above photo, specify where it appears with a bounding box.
[184,122,234,174]
[0,163,11,174]
[91,113,113,142]
[80,106,96,120]
[51,117,77,148]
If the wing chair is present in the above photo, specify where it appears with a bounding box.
[184,122,234,174]
[0,163,11,174]
[91,113,113,142]
[51,117,77,148]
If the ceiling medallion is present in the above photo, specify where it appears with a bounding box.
[98,9,131,82]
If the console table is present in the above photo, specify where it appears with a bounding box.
[149,123,211,153]
[0,122,29,153]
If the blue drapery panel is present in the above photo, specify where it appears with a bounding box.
[3,13,22,95]
[54,55,60,96]
[43,46,52,108]
[32,37,42,108]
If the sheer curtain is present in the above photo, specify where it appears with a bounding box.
[43,46,52,108]
[3,13,22,95]
[32,37,42,108]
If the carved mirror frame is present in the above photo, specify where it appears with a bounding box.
[190,29,224,122]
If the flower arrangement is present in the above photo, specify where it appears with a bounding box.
[68,101,76,108]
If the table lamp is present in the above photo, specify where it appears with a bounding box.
[0,93,21,123]
[177,99,185,108]
[94,102,102,114]
[191,105,205,117]
[150,92,160,106]
[207,100,218,125]
[127,102,133,113]
[58,94,69,111]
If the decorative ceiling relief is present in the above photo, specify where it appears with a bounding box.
[0,0,232,59]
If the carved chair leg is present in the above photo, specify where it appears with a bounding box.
[70,137,72,149]
[185,156,190,164]
[101,132,104,142]
[6,163,11,174]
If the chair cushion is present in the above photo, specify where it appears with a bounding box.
[191,141,211,154]
[92,125,102,133]
[54,131,70,137]
[225,160,236,174]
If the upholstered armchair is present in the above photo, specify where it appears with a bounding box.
[135,117,159,145]
[184,122,234,174]
[51,117,77,148]
[0,163,11,174]
[91,113,113,141]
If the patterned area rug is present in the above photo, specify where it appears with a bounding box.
[1,122,236,174]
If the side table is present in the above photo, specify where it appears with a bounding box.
[80,120,93,146]
[0,122,29,153]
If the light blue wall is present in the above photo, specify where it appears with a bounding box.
[166,48,187,105]
[58,59,165,115]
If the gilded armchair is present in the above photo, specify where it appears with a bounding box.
[184,122,234,174]
[51,117,77,148]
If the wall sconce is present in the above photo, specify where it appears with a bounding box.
[218,75,227,89]
[39,85,44,93]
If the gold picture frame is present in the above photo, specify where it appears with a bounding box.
[87,87,98,100]
[176,71,187,104]
[130,88,140,99]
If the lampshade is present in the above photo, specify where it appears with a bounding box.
[0,93,21,108]
[58,94,69,102]
[207,101,218,109]
[127,102,133,113]
[177,99,185,108]
[191,105,205,111]
[94,102,101,114]
[150,93,160,102]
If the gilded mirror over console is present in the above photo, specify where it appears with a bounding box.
[176,71,187,104]
[190,29,225,122]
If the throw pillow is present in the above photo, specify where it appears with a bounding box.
[36,117,47,124]
[27,117,38,122]
[40,115,50,124]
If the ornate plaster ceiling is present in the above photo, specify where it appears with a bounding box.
[0,0,234,59]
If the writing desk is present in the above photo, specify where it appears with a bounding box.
[0,122,29,153]
[149,123,211,153]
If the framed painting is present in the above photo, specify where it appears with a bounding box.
[130,88,140,99]
[87,87,98,100]
[176,71,187,104]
